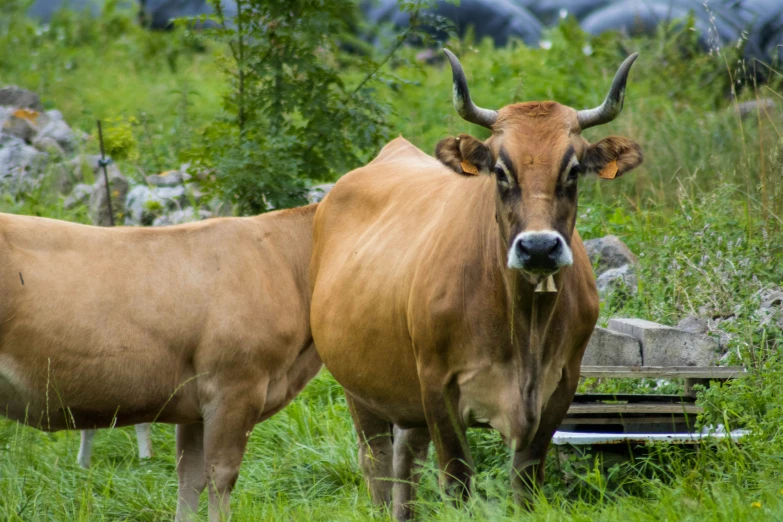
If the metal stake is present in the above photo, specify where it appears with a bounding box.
[96,120,115,227]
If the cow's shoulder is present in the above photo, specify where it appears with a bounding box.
[369,136,442,169]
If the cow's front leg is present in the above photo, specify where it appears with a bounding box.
[202,384,265,522]
[421,380,474,503]
[511,354,581,505]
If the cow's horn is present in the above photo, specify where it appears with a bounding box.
[577,52,639,130]
[444,49,498,129]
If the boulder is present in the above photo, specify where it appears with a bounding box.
[0,86,43,111]
[307,183,334,204]
[595,263,637,297]
[0,134,48,194]
[582,327,642,366]
[608,317,721,367]
[89,165,129,226]
[3,109,40,143]
[125,184,187,226]
[36,119,76,153]
[32,135,65,156]
[756,286,783,329]
[676,315,709,335]
[152,207,212,227]
[147,170,184,187]
[64,183,94,210]
[583,235,638,273]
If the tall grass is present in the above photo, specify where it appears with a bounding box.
[1,8,782,522]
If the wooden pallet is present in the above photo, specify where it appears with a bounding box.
[561,365,746,437]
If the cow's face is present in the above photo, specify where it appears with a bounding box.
[436,51,643,280]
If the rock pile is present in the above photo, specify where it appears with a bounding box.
[0,86,216,228]
[583,234,638,299]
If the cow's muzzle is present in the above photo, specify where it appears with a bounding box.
[507,231,573,274]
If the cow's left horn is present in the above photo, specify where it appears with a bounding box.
[577,52,639,130]
[444,49,498,129]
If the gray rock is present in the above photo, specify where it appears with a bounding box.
[146,170,183,187]
[0,134,48,193]
[676,315,709,335]
[36,120,76,152]
[44,109,64,122]
[756,286,783,329]
[595,263,637,297]
[0,86,43,111]
[307,183,334,204]
[64,183,94,210]
[3,112,38,143]
[32,135,65,156]
[735,98,776,119]
[69,154,101,174]
[584,235,638,273]
[608,317,721,367]
[152,207,212,227]
[125,184,187,226]
[89,165,129,226]
[0,107,13,128]
[582,327,642,366]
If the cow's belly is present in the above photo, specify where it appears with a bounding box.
[0,344,201,431]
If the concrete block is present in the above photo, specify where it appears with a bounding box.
[608,318,721,367]
[582,327,642,366]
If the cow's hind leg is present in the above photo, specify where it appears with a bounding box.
[346,392,394,507]
[176,423,206,522]
[78,429,96,468]
[136,423,153,459]
[392,426,431,521]
[203,393,264,521]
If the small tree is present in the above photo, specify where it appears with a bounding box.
[186,0,436,214]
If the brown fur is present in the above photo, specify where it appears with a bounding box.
[0,206,322,521]
[310,100,643,520]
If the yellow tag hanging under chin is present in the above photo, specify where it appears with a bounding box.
[598,160,619,180]
[460,161,480,176]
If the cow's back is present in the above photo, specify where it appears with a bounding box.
[0,205,319,430]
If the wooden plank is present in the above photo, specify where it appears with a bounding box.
[567,403,703,415]
[562,416,694,425]
[573,393,695,403]
[580,366,746,379]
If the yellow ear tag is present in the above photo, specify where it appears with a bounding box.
[598,160,619,179]
[460,161,480,176]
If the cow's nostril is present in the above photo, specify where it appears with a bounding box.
[547,236,562,256]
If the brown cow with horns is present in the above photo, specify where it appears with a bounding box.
[309,50,643,519]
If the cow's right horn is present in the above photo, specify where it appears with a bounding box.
[577,53,639,130]
[444,49,498,129]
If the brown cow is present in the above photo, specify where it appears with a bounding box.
[0,205,321,521]
[309,50,642,519]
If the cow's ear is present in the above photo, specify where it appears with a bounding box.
[435,134,493,176]
[582,136,643,180]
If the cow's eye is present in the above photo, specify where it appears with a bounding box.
[567,164,582,181]
[494,165,509,186]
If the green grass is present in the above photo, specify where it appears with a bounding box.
[1,5,783,521]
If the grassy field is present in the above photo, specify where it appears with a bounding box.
[1,5,783,521]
